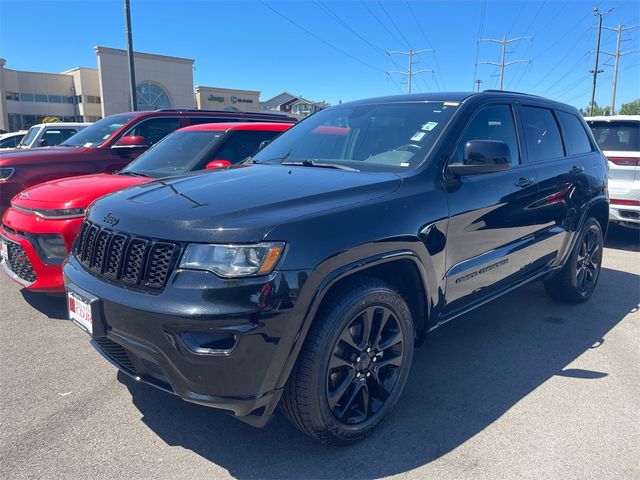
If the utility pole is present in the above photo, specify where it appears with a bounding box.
[601,24,640,115]
[589,7,615,116]
[386,49,434,94]
[124,0,137,111]
[477,35,532,90]
[475,79,485,92]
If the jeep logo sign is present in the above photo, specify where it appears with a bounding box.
[207,95,224,103]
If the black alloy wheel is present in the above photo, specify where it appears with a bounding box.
[281,278,414,445]
[544,217,604,303]
[575,226,602,296]
[326,305,404,425]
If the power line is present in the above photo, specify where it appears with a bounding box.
[477,36,532,90]
[601,24,640,114]
[472,0,488,90]
[405,1,446,90]
[259,1,386,73]
[360,1,406,49]
[377,1,413,50]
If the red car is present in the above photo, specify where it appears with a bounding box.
[0,109,295,217]
[0,122,292,292]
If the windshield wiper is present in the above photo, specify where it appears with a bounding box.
[118,171,149,177]
[281,159,359,172]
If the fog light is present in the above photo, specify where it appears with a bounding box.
[180,331,238,355]
[35,234,68,259]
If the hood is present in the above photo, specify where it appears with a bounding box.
[0,146,89,166]
[88,164,402,243]
[12,173,148,210]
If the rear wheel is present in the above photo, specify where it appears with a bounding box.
[280,278,414,445]
[544,218,603,303]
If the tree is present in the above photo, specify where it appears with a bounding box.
[579,102,610,117]
[619,99,640,115]
[41,116,61,123]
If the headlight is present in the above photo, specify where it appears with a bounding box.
[179,242,285,278]
[12,205,85,219]
[0,167,14,181]
[35,234,68,259]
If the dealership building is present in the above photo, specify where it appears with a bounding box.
[0,46,321,132]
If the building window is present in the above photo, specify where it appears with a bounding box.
[34,94,48,103]
[5,91,19,101]
[19,93,35,102]
[8,114,21,131]
[48,95,63,103]
[136,82,171,111]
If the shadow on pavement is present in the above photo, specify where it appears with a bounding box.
[20,290,67,320]
[119,265,639,479]
[605,223,639,252]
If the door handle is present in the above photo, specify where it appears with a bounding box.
[570,165,585,175]
[514,177,536,188]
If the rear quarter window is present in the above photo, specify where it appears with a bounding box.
[521,106,565,162]
[557,111,592,155]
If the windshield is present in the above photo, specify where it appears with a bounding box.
[252,101,458,172]
[588,121,639,152]
[121,130,225,178]
[61,113,136,148]
[17,126,42,148]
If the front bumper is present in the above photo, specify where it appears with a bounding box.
[64,256,310,426]
[1,207,80,291]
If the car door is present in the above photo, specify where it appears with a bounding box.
[518,104,592,261]
[443,102,541,315]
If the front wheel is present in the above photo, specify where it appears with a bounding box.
[280,278,415,445]
[544,217,604,303]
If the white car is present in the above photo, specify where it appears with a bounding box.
[586,115,640,228]
[16,122,91,149]
[0,130,28,149]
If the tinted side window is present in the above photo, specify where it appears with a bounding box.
[213,131,282,164]
[42,128,78,146]
[521,106,565,162]
[126,118,181,146]
[452,104,520,165]
[0,136,19,148]
[558,111,592,155]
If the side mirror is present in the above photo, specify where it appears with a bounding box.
[205,159,231,169]
[258,140,271,150]
[449,140,512,176]
[112,135,149,152]
[38,138,48,147]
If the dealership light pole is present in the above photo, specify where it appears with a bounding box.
[124,0,137,111]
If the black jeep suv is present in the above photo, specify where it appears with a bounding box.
[63,92,608,445]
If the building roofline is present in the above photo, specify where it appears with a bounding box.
[93,46,194,65]
[195,85,261,95]
[60,66,98,74]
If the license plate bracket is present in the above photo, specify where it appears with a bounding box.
[67,284,105,337]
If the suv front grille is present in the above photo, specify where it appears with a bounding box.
[74,221,179,292]
[4,239,36,283]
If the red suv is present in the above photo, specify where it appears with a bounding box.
[0,122,292,292]
[0,109,295,217]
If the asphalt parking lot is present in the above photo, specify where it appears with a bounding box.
[1,225,638,480]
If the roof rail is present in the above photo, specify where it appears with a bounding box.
[482,89,542,97]
[154,108,291,116]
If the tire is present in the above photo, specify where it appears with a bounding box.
[280,277,415,445]
[544,217,604,303]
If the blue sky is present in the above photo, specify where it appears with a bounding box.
[1,0,638,110]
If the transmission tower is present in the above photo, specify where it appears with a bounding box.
[477,35,532,90]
